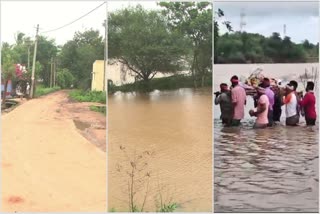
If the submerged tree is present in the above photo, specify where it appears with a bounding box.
[108,5,188,84]
[159,2,213,87]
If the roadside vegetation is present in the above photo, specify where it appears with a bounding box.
[89,105,106,115]
[35,85,61,97]
[69,90,106,104]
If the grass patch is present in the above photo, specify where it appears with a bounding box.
[69,90,106,103]
[89,105,106,115]
[35,85,61,97]
[157,203,178,212]
[109,73,212,93]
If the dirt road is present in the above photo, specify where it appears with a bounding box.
[1,90,106,212]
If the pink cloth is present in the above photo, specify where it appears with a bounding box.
[231,85,246,120]
[256,94,269,125]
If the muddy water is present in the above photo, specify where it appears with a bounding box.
[214,63,319,212]
[108,88,212,212]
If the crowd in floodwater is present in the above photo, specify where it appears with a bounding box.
[215,75,317,128]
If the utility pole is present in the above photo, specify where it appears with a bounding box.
[50,57,53,88]
[30,24,39,99]
[27,45,31,70]
[103,1,107,92]
[53,58,56,87]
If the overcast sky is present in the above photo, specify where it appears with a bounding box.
[1,1,106,45]
[215,1,319,44]
[0,1,161,46]
[1,1,319,45]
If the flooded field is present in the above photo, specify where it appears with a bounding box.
[214,63,319,212]
[108,88,212,212]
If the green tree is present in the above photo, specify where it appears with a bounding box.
[159,2,212,87]
[59,29,104,89]
[108,5,187,85]
[1,43,17,106]
[56,68,75,89]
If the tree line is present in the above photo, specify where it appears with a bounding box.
[108,2,212,88]
[1,29,105,92]
[214,9,319,64]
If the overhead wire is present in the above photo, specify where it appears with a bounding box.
[40,1,105,34]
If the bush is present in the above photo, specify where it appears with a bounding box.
[56,68,75,89]
[89,105,106,115]
[35,85,61,97]
[69,90,106,103]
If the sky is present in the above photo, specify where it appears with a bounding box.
[1,1,107,45]
[1,1,319,45]
[215,1,319,44]
[0,1,161,46]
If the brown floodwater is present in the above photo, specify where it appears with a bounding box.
[214,63,319,212]
[108,88,212,212]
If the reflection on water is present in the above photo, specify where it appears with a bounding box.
[108,88,212,212]
[214,63,319,212]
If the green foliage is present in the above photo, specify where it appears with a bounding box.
[108,208,116,212]
[157,203,178,212]
[215,31,316,63]
[89,105,106,115]
[69,90,106,103]
[59,29,104,90]
[56,68,75,89]
[214,9,318,63]
[29,36,58,86]
[34,85,60,97]
[159,2,212,87]
[108,5,188,82]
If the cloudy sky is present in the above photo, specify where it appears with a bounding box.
[0,1,161,46]
[1,1,319,45]
[215,1,319,44]
[1,1,106,45]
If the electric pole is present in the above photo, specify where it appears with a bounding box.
[53,58,56,87]
[27,45,31,70]
[104,1,107,92]
[30,24,39,99]
[50,57,53,88]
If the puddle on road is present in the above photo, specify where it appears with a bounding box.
[73,120,90,131]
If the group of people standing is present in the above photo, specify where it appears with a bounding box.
[215,75,317,128]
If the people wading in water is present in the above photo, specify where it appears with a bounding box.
[299,81,317,126]
[283,83,300,126]
[215,83,233,126]
[230,75,246,126]
[249,87,270,129]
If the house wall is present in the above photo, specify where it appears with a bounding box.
[91,60,105,91]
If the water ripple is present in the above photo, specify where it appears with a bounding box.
[214,120,319,212]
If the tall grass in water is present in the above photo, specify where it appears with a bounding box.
[69,90,106,104]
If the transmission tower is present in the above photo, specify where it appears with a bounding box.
[240,8,246,32]
[283,24,287,38]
